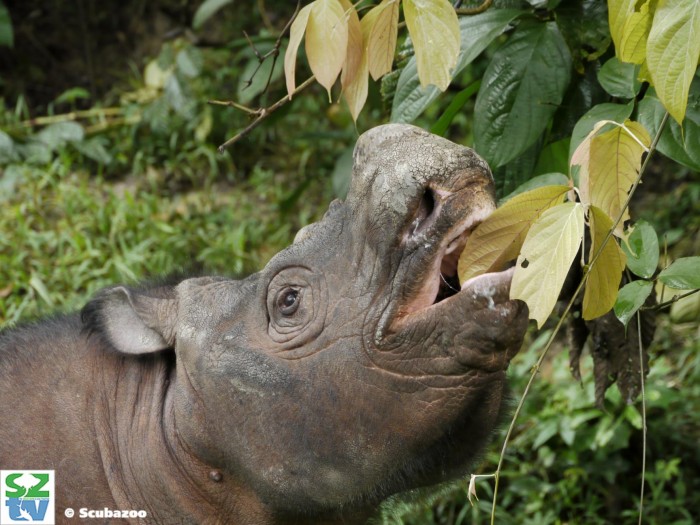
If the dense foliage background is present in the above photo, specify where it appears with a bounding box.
[0,0,698,523]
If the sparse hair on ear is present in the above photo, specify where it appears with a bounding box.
[82,284,178,355]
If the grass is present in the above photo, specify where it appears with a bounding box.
[0,154,332,326]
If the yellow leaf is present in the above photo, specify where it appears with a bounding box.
[587,120,650,235]
[365,0,399,80]
[339,0,362,91]
[570,120,611,207]
[403,0,460,91]
[646,0,700,124]
[306,0,349,99]
[583,206,627,320]
[619,0,653,64]
[608,0,636,53]
[511,202,585,329]
[458,185,570,284]
[284,3,314,98]
[342,4,375,121]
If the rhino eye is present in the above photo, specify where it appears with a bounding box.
[277,288,300,316]
[266,267,327,347]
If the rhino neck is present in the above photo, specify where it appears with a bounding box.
[90,351,266,523]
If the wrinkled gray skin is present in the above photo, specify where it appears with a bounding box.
[0,125,527,524]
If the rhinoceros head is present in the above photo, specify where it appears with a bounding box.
[84,124,527,517]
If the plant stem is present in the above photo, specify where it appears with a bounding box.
[489,111,670,524]
[456,0,493,15]
[636,310,647,525]
[216,76,316,152]
[641,288,700,311]
[19,107,124,127]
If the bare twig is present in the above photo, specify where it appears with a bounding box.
[489,111,670,524]
[642,288,700,311]
[211,2,303,151]
[216,75,316,152]
[456,0,492,15]
[207,99,260,115]
[243,1,299,94]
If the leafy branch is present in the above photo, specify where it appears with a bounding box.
[487,111,670,524]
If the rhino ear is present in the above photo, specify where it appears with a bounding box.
[82,285,178,354]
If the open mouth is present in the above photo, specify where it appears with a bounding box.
[401,205,492,316]
[435,226,473,304]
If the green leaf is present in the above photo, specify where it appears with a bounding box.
[568,102,634,161]
[176,48,203,78]
[556,0,611,63]
[614,280,653,327]
[72,137,112,165]
[29,273,55,307]
[474,21,572,168]
[164,75,193,118]
[646,0,700,124]
[608,0,636,53]
[621,219,659,278]
[237,44,285,104]
[458,185,570,283]
[403,0,460,91]
[492,134,544,199]
[618,0,653,64]
[192,0,234,30]
[658,257,700,289]
[597,56,641,99]
[511,202,585,328]
[638,81,700,171]
[36,122,85,151]
[306,0,349,97]
[533,138,570,176]
[54,88,90,105]
[391,8,523,123]
[0,130,17,164]
[0,2,13,47]
[533,418,559,448]
[583,206,627,320]
[430,81,480,136]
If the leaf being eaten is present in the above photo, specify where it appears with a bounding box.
[511,202,585,328]
[458,184,569,284]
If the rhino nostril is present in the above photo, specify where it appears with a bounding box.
[410,187,437,236]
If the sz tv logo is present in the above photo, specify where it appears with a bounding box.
[1,471,55,525]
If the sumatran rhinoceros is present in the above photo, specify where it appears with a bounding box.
[0,124,527,524]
